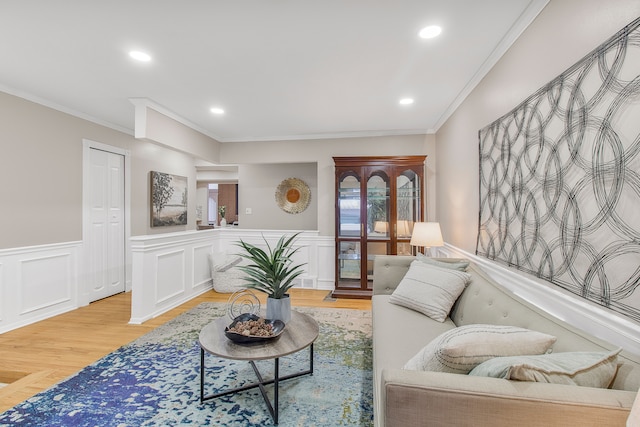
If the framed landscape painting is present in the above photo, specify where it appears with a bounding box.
[151,171,188,227]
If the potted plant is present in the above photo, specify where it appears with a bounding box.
[235,233,306,323]
[218,205,227,226]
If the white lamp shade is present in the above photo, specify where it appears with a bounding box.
[628,390,640,426]
[410,222,444,248]
[374,221,389,233]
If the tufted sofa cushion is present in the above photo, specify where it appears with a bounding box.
[448,263,640,391]
[450,264,614,351]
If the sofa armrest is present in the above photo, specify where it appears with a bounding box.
[381,369,635,427]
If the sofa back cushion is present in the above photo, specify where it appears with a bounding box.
[451,263,640,391]
[451,264,610,352]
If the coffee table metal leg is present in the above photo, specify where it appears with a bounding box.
[200,345,314,424]
[249,359,277,423]
[274,358,279,424]
[200,347,205,402]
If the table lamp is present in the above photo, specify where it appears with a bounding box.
[410,222,444,256]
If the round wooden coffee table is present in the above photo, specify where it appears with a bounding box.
[199,310,319,424]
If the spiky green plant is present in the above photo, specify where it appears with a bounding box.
[235,233,306,299]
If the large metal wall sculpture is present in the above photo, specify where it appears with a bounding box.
[477,16,640,322]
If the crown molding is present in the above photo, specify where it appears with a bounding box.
[432,0,550,131]
[0,83,134,136]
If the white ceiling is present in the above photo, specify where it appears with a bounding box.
[0,0,548,143]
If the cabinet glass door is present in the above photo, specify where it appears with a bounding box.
[338,241,361,281]
[367,172,390,238]
[338,174,361,238]
[337,172,362,287]
[366,171,390,283]
[396,169,421,255]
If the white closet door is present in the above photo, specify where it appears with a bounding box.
[88,148,125,302]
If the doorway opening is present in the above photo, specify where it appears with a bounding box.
[203,183,238,227]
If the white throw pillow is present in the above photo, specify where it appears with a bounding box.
[389,261,471,322]
[404,324,557,374]
[468,348,621,388]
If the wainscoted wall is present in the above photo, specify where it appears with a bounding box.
[439,244,640,355]
[129,228,332,324]
[5,232,635,356]
[0,229,332,332]
[0,242,81,334]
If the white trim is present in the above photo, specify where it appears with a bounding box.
[129,97,223,142]
[440,243,640,355]
[128,97,431,142]
[130,98,148,139]
[0,83,133,135]
[0,240,82,256]
[432,0,550,131]
[220,129,432,143]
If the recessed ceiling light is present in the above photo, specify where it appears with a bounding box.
[129,50,152,62]
[210,107,225,115]
[418,25,442,39]
[399,98,414,105]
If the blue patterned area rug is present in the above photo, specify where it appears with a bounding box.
[0,304,373,427]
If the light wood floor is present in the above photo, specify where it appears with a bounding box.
[0,289,370,413]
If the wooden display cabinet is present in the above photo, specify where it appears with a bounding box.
[332,156,426,298]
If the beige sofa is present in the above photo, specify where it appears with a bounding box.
[372,255,640,427]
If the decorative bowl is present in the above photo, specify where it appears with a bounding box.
[224,313,286,344]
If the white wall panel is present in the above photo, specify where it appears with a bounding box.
[193,244,213,288]
[0,242,80,333]
[19,254,71,314]
[316,239,335,290]
[156,250,185,303]
[130,231,215,324]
